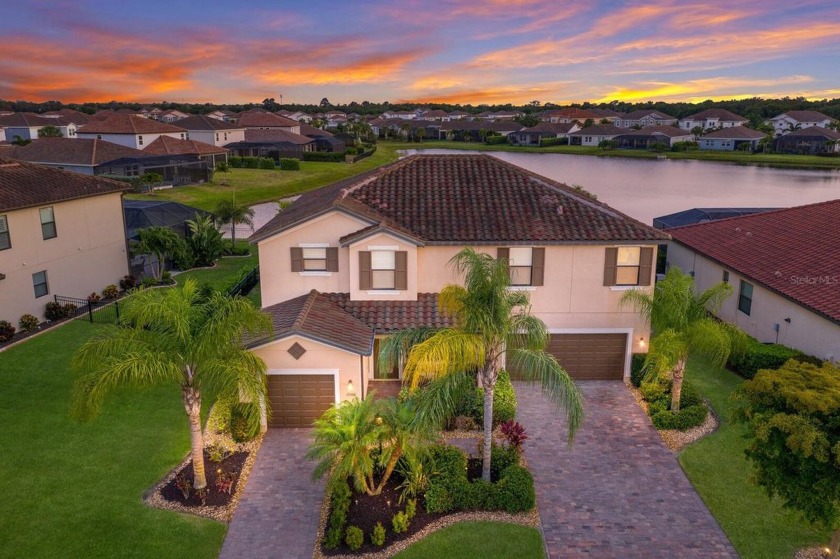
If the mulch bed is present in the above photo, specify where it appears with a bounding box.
[322,476,445,556]
[160,449,248,508]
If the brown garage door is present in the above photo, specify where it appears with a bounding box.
[267,374,335,427]
[509,333,627,381]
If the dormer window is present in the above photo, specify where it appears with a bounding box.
[359,250,407,291]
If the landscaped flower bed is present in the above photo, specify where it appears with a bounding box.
[161,448,249,508]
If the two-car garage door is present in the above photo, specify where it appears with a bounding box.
[267,373,336,427]
[510,333,628,381]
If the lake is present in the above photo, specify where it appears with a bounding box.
[400,149,840,225]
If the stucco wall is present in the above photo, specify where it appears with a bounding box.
[668,242,840,361]
[0,192,129,323]
[77,131,185,150]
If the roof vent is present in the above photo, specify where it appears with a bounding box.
[774,271,782,277]
[745,231,752,237]
[734,227,742,233]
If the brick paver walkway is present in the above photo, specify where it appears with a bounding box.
[220,428,322,559]
[515,381,738,559]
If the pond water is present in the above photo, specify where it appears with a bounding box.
[400,149,840,225]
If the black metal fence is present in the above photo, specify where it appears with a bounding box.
[227,266,260,298]
[53,295,122,324]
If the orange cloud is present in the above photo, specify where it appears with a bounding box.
[594,76,816,103]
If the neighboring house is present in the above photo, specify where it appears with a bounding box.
[380,110,417,120]
[666,200,840,361]
[175,115,246,147]
[300,124,346,152]
[43,109,91,126]
[420,109,450,121]
[653,208,777,229]
[97,154,212,184]
[77,115,188,150]
[478,111,520,121]
[438,121,522,141]
[143,136,229,168]
[773,126,840,154]
[612,125,694,148]
[567,124,624,146]
[247,154,668,426]
[679,109,749,131]
[235,109,301,134]
[698,126,766,151]
[0,113,77,141]
[283,111,314,123]
[766,110,837,136]
[541,108,601,124]
[224,128,315,160]
[447,111,470,120]
[158,109,189,123]
[589,108,622,123]
[206,109,236,122]
[511,122,578,145]
[9,137,145,175]
[0,158,130,324]
[0,126,6,143]
[614,110,678,128]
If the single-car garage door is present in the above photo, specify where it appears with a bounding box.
[267,374,335,427]
[510,333,627,381]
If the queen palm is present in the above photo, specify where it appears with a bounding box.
[379,248,584,482]
[215,198,255,250]
[621,267,744,413]
[71,279,271,489]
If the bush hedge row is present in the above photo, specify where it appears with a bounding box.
[727,338,822,379]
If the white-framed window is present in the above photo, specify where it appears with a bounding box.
[615,246,641,285]
[39,207,57,240]
[32,270,48,298]
[508,247,533,286]
[302,247,328,271]
[138,135,144,146]
[371,250,396,290]
[0,215,10,250]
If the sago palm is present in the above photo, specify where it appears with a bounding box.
[621,267,745,412]
[71,279,271,489]
[379,248,584,482]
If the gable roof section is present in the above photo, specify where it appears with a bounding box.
[143,135,228,156]
[10,137,144,165]
[620,110,675,121]
[251,154,668,244]
[684,109,747,122]
[238,128,313,145]
[236,110,299,128]
[781,126,840,140]
[668,200,840,324]
[701,126,765,139]
[324,292,453,333]
[255,290,373,354]
[175,114,244,131]
[0,157,129,212]
[773,111,836,123]
[0,112,70,128]
[79,114,187,135]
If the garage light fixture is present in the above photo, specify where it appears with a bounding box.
[346,380,356,399]
[638,336,646,348]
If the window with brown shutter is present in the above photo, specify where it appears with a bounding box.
[326,247,338,272]
[292,246,338,272]
[290,247,303,272]
[604,246,653,286]
[499,247,542,286]
[395,251,407,290]
[603,247,618,286]
[531,248,545,286]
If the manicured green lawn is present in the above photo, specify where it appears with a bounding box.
[393,521,545,559]
[680,356,827,558]
[174,242,261,307]
[386,140,840,169]
[0,320,226,558]
[130,145,400,211]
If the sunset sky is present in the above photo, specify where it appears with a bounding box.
[3,0,840,105]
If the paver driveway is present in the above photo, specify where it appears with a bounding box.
[220,428,322,559]
[515,381,737,559]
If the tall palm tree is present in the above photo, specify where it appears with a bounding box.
[132,226,186,280]
[71,279,271,489]
[380,248,584,482]
[621,267,745,413]
[214,198,255,250]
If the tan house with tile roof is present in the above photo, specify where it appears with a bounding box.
[176,115,246,147]
[77,115,188,150]
[0,159,130,326]
[248,155,669,426]
[10,137,144,175]
[667,200,840,361]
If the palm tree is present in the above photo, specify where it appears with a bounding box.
[379,248,584,482]
[71,279,271,489]
[214,198,255,251]
[38,125,63,138]
[215,161,230,185]
[132,226,186,280]
[621,267,745,413]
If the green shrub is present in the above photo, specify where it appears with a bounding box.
[651,404,707,431]
[18,314,39,332]
[258,157,275,170]
[344,525,364,551]
[45,301,76,321]
[470,370,516,426]
[405,498,417,520]
[639,381,665,402]
[303,151,345,162]
[728,339,822,379]
[490,444,519,481]
[678,381,703,409]
[392,511,409,534]
[206,399,232,434]
[140,276,158,288]
[539,137,568,147]
[647,398,668,416]
[630,353,647,387]
[495,465,536,513]
[371,522,386,546]
[230,402,260,442]
[241,156,259,168]
[324,477,352,549]
[461,478,496,510]
[279,158,300,170]
[485,135,509,145]
[424,483,455,513]
[228,156,243,168]
[0,320,16,343]
[102,284,120,299]
[119,275,137,290]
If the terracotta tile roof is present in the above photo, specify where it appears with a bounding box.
[568,124,624,136]
[300,124,332,137]
[0,157,129,212]
[522,122,576,135]
[0,112,71,128]
[773,111,836,123]
[79,114,186,134]
[255,290,373,354]
[543,108,601,119]
[44,109,91,125]
[251,154,668,244]
[782,126,840,139]
[701,126,766,139]
[324,293,453,333]
[175,114,244,131]
[143,135,228,156]
[683,109,747,122]
[668,200,840,324]
[238,129,313,145]
[10,137,144,165]
[236,110,299,128]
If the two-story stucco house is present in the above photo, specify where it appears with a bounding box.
[175,115,246,147]
[77,114,188,150]
[0,158,130,325]
[0,113,77,141]
[765,110,837,136]
[666,200,840,362]
[679,109,749,131]
[247,155,668,426]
